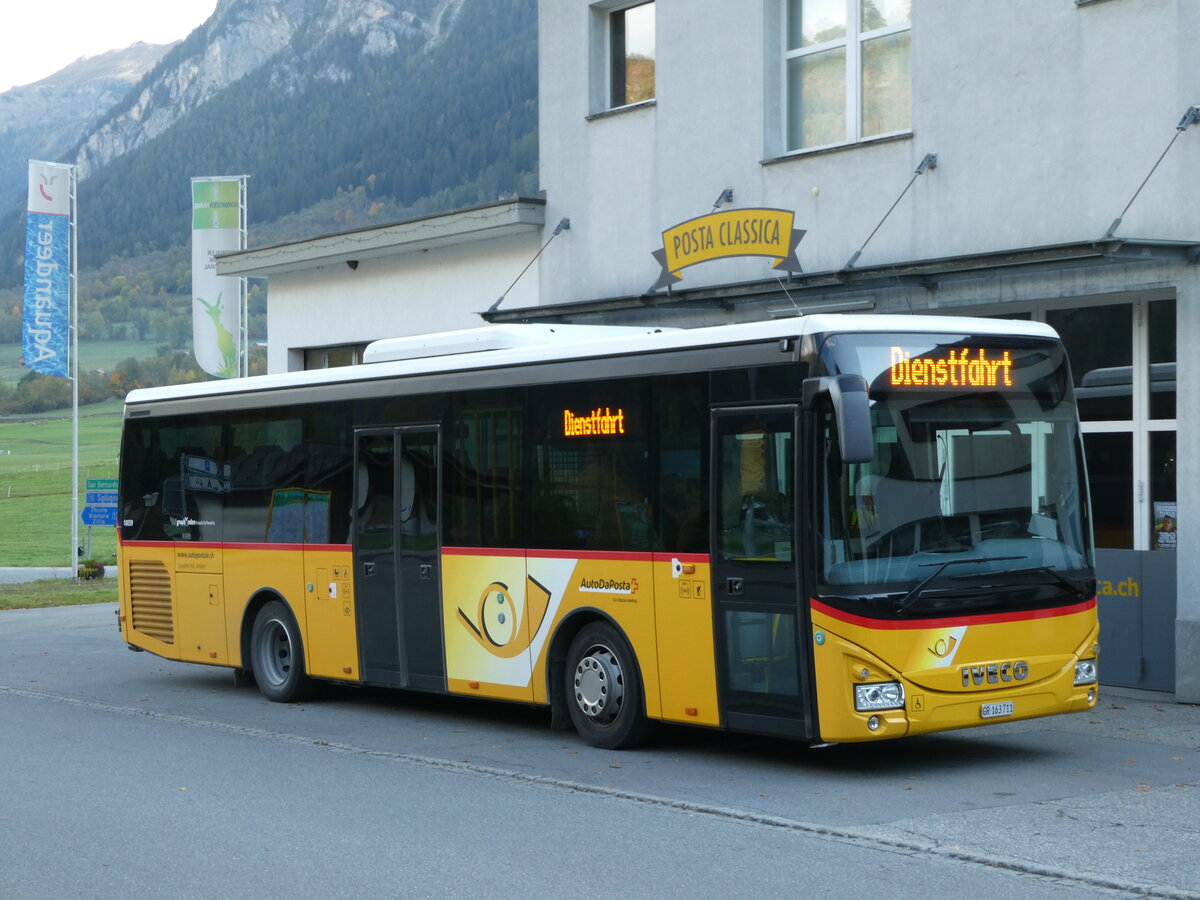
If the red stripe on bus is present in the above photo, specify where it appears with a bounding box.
[119,541,702,560]
[443,546,525,558]
[657,552,711,564]
[810,596,1097,630]
[446,547,651,562]
[117,540,351,552]
[442,547,711,563]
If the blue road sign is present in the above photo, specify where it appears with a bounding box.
[81,505,118,527]
[85,491,118,505]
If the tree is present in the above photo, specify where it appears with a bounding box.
[82,310,109,340]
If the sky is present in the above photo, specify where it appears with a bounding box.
[0,0,219,94]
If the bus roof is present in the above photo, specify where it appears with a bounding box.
[124,314,1060,407]
[362,323,680,362]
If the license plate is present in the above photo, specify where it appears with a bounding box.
[981,700,1015,719]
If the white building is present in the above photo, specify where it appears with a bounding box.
[222,0,1200,698]
[219,199,546,372]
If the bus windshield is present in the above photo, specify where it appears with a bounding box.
[817,332,1093,615]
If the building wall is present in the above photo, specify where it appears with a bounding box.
[266,231,541,373]
[537,0,1199,304]
[247,2,1198,695]
[1174,266,1200,700]
[537,0,1200,697]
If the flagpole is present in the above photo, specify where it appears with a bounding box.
[69,165,79,583]
[239,175,248,377]
[23,160,77,577]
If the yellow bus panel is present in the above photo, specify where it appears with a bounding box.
[441,550,665,718]
[810,599,1099,743]
[174,573,229,664]
[302,550,359,681]
[653,554,719,726]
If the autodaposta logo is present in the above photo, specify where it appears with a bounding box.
[578,577,638,595]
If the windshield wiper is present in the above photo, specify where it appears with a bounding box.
[1003,565,1092,600]
[893,555,1023,615]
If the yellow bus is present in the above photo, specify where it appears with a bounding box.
[117,316,1099,749]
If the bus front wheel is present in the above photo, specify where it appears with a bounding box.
[250,600,313,703]
[565,622,652,750]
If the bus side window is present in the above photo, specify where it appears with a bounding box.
[534,381,659,553]
[121,422,170,541]
[655,375,707,553]
[444,400,523,548]
[531,493,579,548]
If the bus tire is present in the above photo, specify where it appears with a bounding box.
[565,621,653,750]
[250,600,313,703]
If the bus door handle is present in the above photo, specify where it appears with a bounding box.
[363,562,376,577]
[726,577,744,596]
[419,564,433,581]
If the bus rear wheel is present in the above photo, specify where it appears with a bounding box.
[566,622,652,750]
[250,600,313,703]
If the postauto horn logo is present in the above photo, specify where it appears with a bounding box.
[457,578,551,658]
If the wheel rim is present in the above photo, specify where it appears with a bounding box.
[256,617,293,687]
[573,643,624,724]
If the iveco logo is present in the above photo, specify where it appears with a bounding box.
[961,661,1030,687]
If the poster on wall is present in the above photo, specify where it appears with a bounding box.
[1153,501,1177,550]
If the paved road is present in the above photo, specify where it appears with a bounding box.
[1,603,1198,898]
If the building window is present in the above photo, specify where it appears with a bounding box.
[1044,296,1176,551]
[304,344,365,370]
[784,0,911,152]
[609,2,655,108]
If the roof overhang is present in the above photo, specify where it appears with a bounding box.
[216,197,546,278]
[485,237,1200,323]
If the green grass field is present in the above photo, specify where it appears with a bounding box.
[0,579,116,610]
[0,407,122,566]
[0,340,156,384]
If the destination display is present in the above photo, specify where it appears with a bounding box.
[888,346,1016,389]
[562,407,627,438]
[820,333,1068,398]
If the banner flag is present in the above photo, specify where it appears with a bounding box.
[191,177,244,378]
[23,162,73,378]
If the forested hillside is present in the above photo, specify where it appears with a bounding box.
[0,0,537,280]
[0,0,537,409]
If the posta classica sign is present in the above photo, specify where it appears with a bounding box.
[651,207,805,290]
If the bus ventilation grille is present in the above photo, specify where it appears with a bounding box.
[129,559,174,644]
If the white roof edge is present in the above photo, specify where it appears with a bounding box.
[216,199,546,278]
[125,314,1061,406]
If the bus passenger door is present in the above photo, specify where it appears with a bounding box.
[711,407,812,739]
[354,427,446,691]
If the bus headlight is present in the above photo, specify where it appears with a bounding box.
[854,681,905,712]
[1074,659,1098,686]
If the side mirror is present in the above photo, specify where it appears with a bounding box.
[803,374,873,463]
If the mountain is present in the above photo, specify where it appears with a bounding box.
[74,0,311,180]
[0,0,537,283]
[0,42,175,211]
